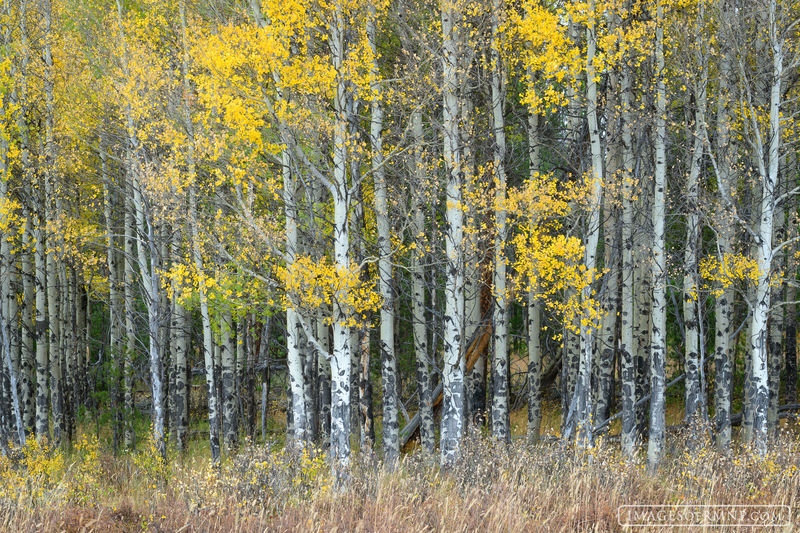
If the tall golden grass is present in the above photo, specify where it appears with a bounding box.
[2,426,799,532]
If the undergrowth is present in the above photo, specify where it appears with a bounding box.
[1,426,800,532]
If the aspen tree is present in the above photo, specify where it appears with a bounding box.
[527,110,542,446]
[440,0,466,465]
[683,2,708,438]
[619,56,637,458]
[647,0,667,472]
[711,12,735,450]
[411,109,435,453]
[180,0,220,462]
[747,0,782,455]
[490,0,509,443]
[367,5,399,463]
[574,0,605,447]
[43,0,64,446]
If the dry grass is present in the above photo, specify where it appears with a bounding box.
[3,422,800,531]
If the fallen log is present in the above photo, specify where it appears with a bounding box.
[729,403,800,426]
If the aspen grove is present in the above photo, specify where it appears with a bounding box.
[1,0,800,513]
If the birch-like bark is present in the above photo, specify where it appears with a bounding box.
[713,40,734,451]
[620,60,636,457]
[0,141,23,445]
[684,56,707,434]
[527,109,542,445]
[101,142,125,450]
[179,0,220,463]
[248,0,309,447]
[562,296,579,434]
[786,282,797,404]
[317,311,331,445]
[75,274,87,410]
[463,96,484,426]
[490,0,509,443]
[7,269,21,427]
[283,133,308,443]
[34,186,48,440]
[122,177,136,449]
[440,0,465,464]
[15,0,35,436]
[116,1,139,448]
[634,194,651,434]
[749,0,782,455]
[596,196,618,427]
[411,110,435,453]
[366,11,398,464]
[21,211,34,433]
[767,206,784,436]
[44,0,63,446]
[786,179,798,404]
[221,309,237,451]
[62,265,74,441]
[573,0,603,446]
[647,1,667,471]
[158,231,170,431]
[236,320,246,439]
[329,7,353,471]
[595,74,620,430]
[170,236,189,449]
[0,287,24,446]
[131,170,165,459]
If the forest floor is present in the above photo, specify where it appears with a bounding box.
[2,404,800,532]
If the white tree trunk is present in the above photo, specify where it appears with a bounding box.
[43,0,63,445]
[684,60,707,435]
[490,0,509,443]
[179,1,220,462]
[440,0,465,465]
[749,0,782,455]
[14,0,35,437]
[21,211,34,433]
[34,192,48,440]
[526,109,542,445]
[574,0,603,447]
[647,1,667,472]
[329,9,353,472]
[221,309,237,450]
[0,159,23,446]
[0,292,24,446]
[132,178,165,458]
[411,110,435,453]
[170,236,189,449]
[367,12,398,464]
[713,41,734,451]
[122,177,136,449]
